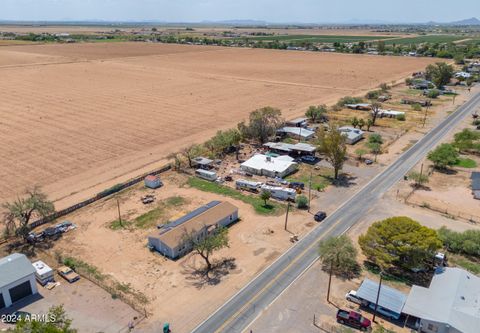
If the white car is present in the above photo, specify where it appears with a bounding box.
[345,290,363,305]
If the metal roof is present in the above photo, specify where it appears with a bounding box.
[240,154,298,174]
[472,172,480,190]
[158,201,221,231]
[263,142,316,153]
[356,278,407,315]
[403,268,480,333]
[277,127,315,139]
[0,253,36,287]
[192,156,214,166]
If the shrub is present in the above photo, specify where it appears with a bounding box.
[365,90,381,100]
[427,89,440,99]
[336,96,363,107]
[368,133,383,144]
[396,113,406,121]
[438,227,480,257]
[296,195,308,209]
[411,103,422,111]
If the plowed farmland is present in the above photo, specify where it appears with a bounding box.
[0,42,435,207]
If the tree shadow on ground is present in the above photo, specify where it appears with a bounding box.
[6,237,58,257]
[182,257,237,289]
[320,261,361,280]
[325,174,358,188]
[363,261,433,287]
[434,168,458,175]
[410,184,432,191]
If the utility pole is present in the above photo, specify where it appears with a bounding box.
[326,259,333,303]
[417,163,424,188]
[117,199,122,227]
[422,102,430,128]
[308,171,313,212]
[284,201,290,231]
[372,273,384,323]
[453,93,456,105]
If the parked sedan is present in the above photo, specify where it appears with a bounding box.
[314,211,327,222]
[58,266,80,283]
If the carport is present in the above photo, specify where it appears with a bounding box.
[356,278,407,318]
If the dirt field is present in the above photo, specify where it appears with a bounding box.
[0,42,435,207]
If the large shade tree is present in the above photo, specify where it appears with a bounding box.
[238,107,283,144]
[316,126,347,179]
[3,186,55,240]
[359,216,442,271]
[318,235,359,278]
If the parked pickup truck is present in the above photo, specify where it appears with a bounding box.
[336,309,371,331]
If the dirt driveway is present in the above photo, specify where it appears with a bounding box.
[0,278,139,333]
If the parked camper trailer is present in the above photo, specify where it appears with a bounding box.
[32,260,54,286]
[236,179,262,192]
[261,185,296,201]
[195,169,217,181]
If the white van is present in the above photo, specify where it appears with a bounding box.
[32,260,54,286]
[195,169,217,181]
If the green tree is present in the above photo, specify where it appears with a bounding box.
[366,118,374,131]
[377,41,386,53]
[185,226,229,272]
[427,143,459,169]
[357,118,366,130]
[316,126,347,179]
[9,305,77,333]
[453,129,480,153]
[408,171,429,188]
[305,105,327,123]
[241,107,283,144]
[3,187,55,240]
[296,195,308,209]
[359,216,442,271]
[355,148,367,161]
[351,117,359,128]
[370,102,382,126]
[425,62,454,88]
[182,144,204,168]
[368,133,383,144]
[318,235,359,278]
[369,142,382,162]
[260,190,271,207]
[427,89,440,99]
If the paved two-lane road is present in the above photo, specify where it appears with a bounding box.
[191,90,480,333]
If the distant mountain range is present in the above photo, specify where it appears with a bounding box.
[0,17,479,27]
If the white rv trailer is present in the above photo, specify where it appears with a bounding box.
[32,260,54,286]
[195,169,217,181]
[235,179,263,192]
[260,185,296,201]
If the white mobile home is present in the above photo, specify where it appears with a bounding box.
[260,185,296,201]
[32,260,54,286]
[195,169,217,181]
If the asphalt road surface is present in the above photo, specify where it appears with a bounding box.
[191,90,480,333]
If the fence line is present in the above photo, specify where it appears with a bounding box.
[405,197,480,224]
[30,164,171,229]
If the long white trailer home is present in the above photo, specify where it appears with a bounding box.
[260,185,296,201]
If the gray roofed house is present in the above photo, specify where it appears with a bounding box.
[356,278,407,316]
[0,253,38,309]
[286,117,308,128]
[263,142,316,155]
[276,127,315,140]
[338,126,364,145]
[403,267,480,333]
[192,156,214,169]
[472,172,480,200]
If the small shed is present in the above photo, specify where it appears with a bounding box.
[144,175,162,189]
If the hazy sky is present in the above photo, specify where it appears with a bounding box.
[1,0,479,23]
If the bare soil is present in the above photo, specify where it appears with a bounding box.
[0,42,435,209]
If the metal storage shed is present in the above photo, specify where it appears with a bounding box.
[356,278,407,316]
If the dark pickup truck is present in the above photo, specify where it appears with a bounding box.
[336,309,371,331]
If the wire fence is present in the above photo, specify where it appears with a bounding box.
[405,197,480,224]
